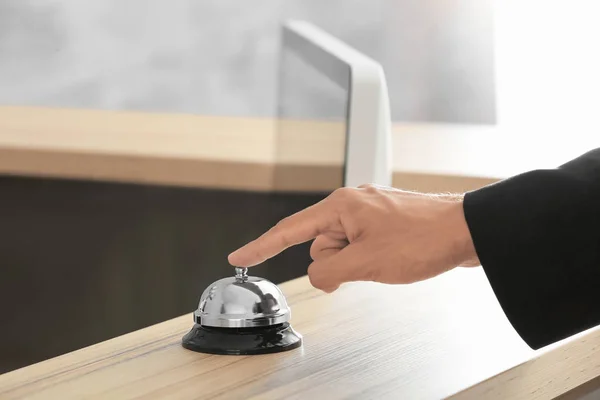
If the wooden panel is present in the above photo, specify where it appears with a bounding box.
[0,106,279,191]
[0,147,274,191]
[0,106,277,163]
[0,106,505,192]
[3,107,600,190]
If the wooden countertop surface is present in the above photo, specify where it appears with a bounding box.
[6,106,599,194]
[1,269,599,399]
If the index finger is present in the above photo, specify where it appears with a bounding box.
[228,200,335,267]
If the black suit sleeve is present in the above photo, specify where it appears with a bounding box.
[463,148,600,350]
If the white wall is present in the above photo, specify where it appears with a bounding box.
[0,0,495,123]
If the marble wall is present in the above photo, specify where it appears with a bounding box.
[0,0,495,123]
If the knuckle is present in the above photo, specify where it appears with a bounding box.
[307,263,326,290]
[308,262,340,293]
[332,186,354,199]
[278,231,292,248]
[307,263,320,287]
[360,183,379,193]
[324,285,339,293]
[272,218,293,246]
[329,188,360,211]
[274,216,290,230]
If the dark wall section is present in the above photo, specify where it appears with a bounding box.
[0,175,324,373]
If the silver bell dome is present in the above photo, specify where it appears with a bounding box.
[193,267,291,328]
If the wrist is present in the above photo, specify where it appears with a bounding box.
[440,194,479,267]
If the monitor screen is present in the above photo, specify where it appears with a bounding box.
[273,35,349,194]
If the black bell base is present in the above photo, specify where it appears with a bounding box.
[181,322,302,355]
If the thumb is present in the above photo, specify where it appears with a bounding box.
[307,241,371,292]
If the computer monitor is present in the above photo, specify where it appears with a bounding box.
[274,20,393,193]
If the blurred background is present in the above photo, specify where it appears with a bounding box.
[2,0,600,375]
[0,0,495,123]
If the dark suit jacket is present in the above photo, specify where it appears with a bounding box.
[463,148,600,350]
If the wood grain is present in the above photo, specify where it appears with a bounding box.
[0,269,550,399]
[449,325,600,399]
[1,269,599,399]
[0,106,501,193]
[0,106,279,191]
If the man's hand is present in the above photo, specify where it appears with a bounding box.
[228,185,479,293]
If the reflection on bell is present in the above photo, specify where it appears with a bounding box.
[181,267,303,355]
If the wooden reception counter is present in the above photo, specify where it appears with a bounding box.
[1,270,600,399]
[2,106,600,398]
